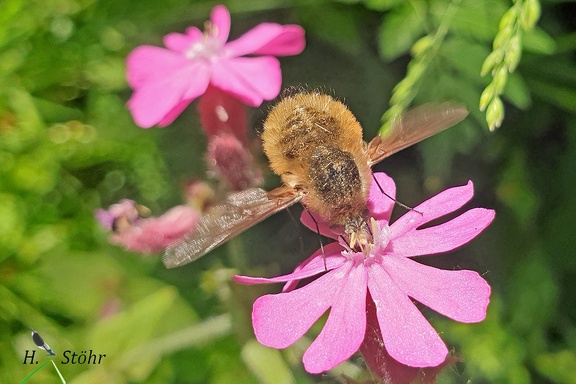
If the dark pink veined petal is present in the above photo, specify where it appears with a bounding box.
[233,242,346,285]
[127,61,210,128]
[303,262,367,373]
[367,172,396,222]
[367,262,448,367]
[198,84,248,141]
[300,210,337,239]
[382,256,491,323]
[390,181,474,239]
[211,56,281,106]
[210,5,230,43]
[126,46,187,88]
[389,208,495,257]
[252,263,352,349]
[360,296,454,384]
[163,31,199,53]
[225,23,305,57]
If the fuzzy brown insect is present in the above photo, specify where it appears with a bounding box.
[163,92,468,268]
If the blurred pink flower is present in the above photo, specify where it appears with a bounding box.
[96,201,199,254]
[234,172,494,374]
[126,5,306,128]
[95,199,140,231]
[206,131,263,190]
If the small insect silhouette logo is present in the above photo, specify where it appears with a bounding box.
[30,328,56,356]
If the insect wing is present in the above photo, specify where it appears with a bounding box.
[163,187,302,268]
[367,103,468,166]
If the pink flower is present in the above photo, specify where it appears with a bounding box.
[234,172,494,374]
[126,5,306,128]
[96,201,199,254]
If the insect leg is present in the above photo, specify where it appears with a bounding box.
[371,173,423,215]
[304,208,327,271]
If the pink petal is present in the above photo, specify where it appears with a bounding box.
[157,99,193,127]
[252,264,351,349]
[367,172,396,222]
[367,262,448,367]
[127,61,210,128]
[211,56,281,106]
[225,23,305,57]
[390,181,475,239]
[95,199,137,230]
[303,262,367,373]
[111,205,199,254]
[163,31,199,52]
[210,5,230,43]
[185,26,203,39]
[382,257,491,323]
[126,46,186,88]
[282,243,346,292]
[389,208,495,257]
[139,205,199,247]
[233,242,346,285]
[300,210,337,239]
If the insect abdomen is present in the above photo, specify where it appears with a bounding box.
[305,146,368,224]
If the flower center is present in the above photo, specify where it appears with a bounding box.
[370,218,391,256]
[185,21,225,61]
[341,217,391,262]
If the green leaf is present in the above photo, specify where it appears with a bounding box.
[436,0,506,43]
[378,2,426,60]
[439,297,532,383]
[503,72,531,109]
[33,98,84,123]
[0,194,25,256]
[441,37,490,85]
[527,78,576,112]
[507,253,558,337]
[298,3,362,53]
[523,27,556,55]
[86,287,180,381]
[241,339,295,384]
[496,150,538,226]
[362,0,404,11]
[535,350,576,384]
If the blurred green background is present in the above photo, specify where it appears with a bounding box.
[1,0,575,383]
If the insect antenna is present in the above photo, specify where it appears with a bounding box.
[371,173,423,215]
[304,208,327,271]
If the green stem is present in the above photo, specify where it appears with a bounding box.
[51,360,67,384]
[20,359,51,384]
